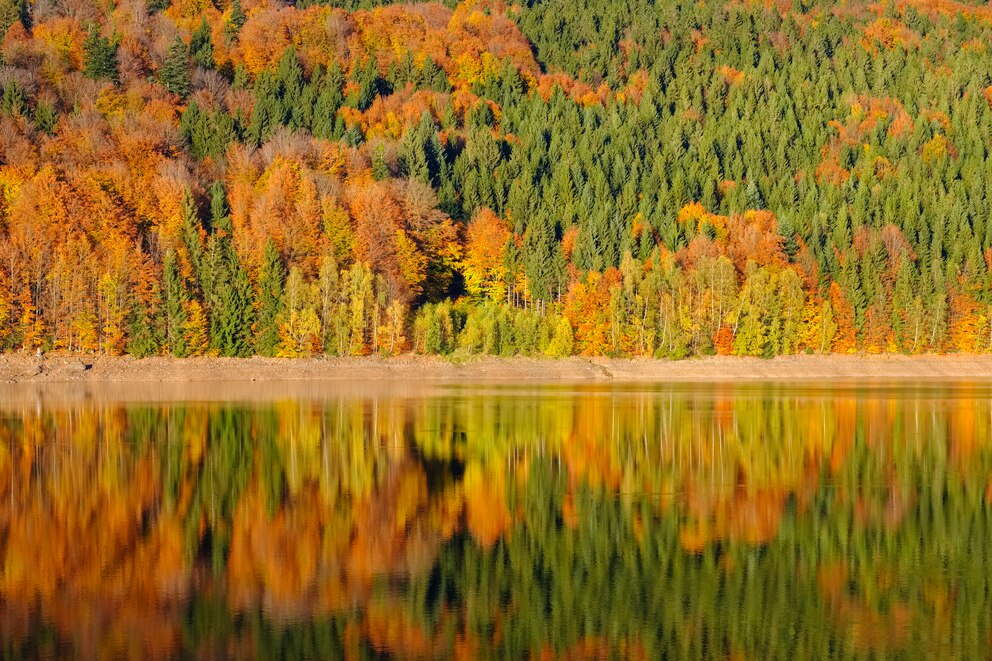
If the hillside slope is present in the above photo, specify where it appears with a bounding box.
[1,0,992,358]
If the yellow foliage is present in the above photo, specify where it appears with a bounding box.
[33,18,85,70]
[921,134,949,165]
[182,300,209,357]
[94,87,142,121]
[395,229,428,297]
[276,307,322,357]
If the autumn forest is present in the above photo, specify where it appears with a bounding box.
[2,0,992,358]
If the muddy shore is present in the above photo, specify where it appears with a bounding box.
[0,353,990,406]
[0,353,991,385]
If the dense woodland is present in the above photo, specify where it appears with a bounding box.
[3,0,992,358]
[3,388,992,657]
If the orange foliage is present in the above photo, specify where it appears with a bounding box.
[725,210,787,273]
[829,282,857,353]
[563,269,622,356]
[816,96,914,186]
[677,201,727,236]
[948,291,981,353]
[717,64,745,86]
[886,0,992,22]
[464,464,512,548]
[462,208,511,301]
[713,325,734,355]
[861,17,919,51]
[353,88,448,140]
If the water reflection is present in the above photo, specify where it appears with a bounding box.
[2,382,992,659]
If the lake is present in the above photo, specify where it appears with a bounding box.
[2,381,991,660]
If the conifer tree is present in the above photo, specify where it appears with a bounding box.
[82,25,118,83]
[255,240,285,356]
[161,36,192,98]
[163,250,189,357]
[180,190,204,280]
[203,183,254,357]
[371,144,389,181]
[33,101,57,134]
[311,63,345,140]
[190,18,214,69]
[228,0,247,37]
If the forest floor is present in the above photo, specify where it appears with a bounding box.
[2,353,992,387]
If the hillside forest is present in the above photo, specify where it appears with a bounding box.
[3,0,992,358]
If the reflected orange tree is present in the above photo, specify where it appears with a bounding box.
[2,385,992,658]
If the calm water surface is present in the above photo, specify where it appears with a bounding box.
[2,381,992,660]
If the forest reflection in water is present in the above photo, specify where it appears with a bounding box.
[2,381,992,660]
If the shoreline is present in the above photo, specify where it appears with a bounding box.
[1,353,991,407]
[2,353,992,385]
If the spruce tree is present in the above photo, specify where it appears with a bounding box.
[371,144,389,181]
[204,183,254,357]
[82,25,118,83]
[33,101,57,134]
[190,18,214,69]
[179,190,204,280]
[255,239,285,356]
[311,64,345,140]
[163,250,189,357]
[227,0,247,38]
[160,35,192,98]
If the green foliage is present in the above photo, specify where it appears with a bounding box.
[202,183,255,357]
[254,239,285,356]
[160,36,192,98]
[33,101,57,134]
[190,18,214,69]
[180,101,239,161]
[227,0,247,38]
[0,0,28,39]
[371,144,389,181]
[0,81,26,116]
[82,25,119,83]
[163,250,189,357]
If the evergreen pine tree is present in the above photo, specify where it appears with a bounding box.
[230,0,246,29]
[180,190,204,280]
[276,48,305,127]
[82,24,119,83]
[163,250,189,357]
[190,19,214,69]
[371,144,389,181]
[33,101,57,134]
[160,35,192,98]
[311,63,344,139]
[204,183,255,356]
[255,239,285,356]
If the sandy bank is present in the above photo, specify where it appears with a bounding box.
[1,353,991,386]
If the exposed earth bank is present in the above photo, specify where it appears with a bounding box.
[2,353,992,385]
